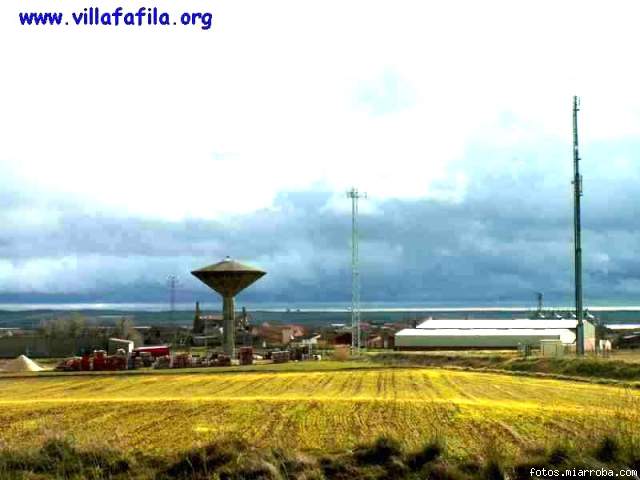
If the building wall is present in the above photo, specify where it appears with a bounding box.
[0,336,107,358]
[395,333,566,350]
[584,320,596,341]
[282,328,293,345]
[395,320,595,351]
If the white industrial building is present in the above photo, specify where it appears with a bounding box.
[395,318,595,350]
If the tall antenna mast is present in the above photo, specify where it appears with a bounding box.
[347,187,366,354]
[536,292,544,313]
[572,96,585,355]
[167,275,178,323]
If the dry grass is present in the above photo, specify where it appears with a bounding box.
[608,350,640,363]
[370,351,640,382]
[0,367,638,460]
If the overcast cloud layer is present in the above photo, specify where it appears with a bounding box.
[1,1,640,305]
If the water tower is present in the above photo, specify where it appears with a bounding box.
[191,257,266,357]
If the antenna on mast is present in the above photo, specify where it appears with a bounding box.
[536,292,544,313]
[167,275,179,323]
[572,96,585,355]
[347,187,366,355]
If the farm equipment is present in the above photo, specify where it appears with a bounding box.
[171,352,192,369]
[55,349,129,372]
[151,351,233,369]
[271,350,290,364]
[55,357,83,372]
[80,353,91,371]
[216,354,231,367]
[92,350,107,370]
[238,347,253,366]
[54,345,252,372]
[132,345,170,359]
[139,351,154,367]
[153,355,171,369]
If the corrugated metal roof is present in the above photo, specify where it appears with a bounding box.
[606,324,640,330]
[415,318,579,330]
[396,328,575,343]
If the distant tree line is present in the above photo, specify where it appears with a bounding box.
[37,314,143,346]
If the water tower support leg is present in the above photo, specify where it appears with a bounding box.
[223,296,236,358]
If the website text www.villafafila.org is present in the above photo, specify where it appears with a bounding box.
[19,6,213,30]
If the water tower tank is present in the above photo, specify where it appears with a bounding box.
[191,257,266,357]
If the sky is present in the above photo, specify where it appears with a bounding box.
[1,1,640,306]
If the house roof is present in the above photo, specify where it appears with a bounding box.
[606,324,640,330]
[299,333,321,340]
[415,318,582,330]
[396,328,575,343]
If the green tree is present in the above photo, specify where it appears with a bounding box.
[38,316,86,339]
[114,317,143,347]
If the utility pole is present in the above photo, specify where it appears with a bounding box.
[347,188,366,355]
[572,96,585,356]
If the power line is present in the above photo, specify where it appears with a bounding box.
[347,187,366,355]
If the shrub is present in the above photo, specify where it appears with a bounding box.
[547,445,572,465]
[164,441,238,478]
[354,436,403,465]
[595,436,620,463]
[332,346,350,361]
[0,438,133,479]
[407,439,444,470]
[483,458,505,480]
[319,456,366,480]
[219,458,281,480]
[424,462,472,480]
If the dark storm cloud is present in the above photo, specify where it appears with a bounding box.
[1,140,640,304]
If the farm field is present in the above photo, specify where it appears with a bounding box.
[0,359,377,376]
[0,367,638,459]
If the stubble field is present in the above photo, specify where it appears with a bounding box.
[0,366,638,458]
